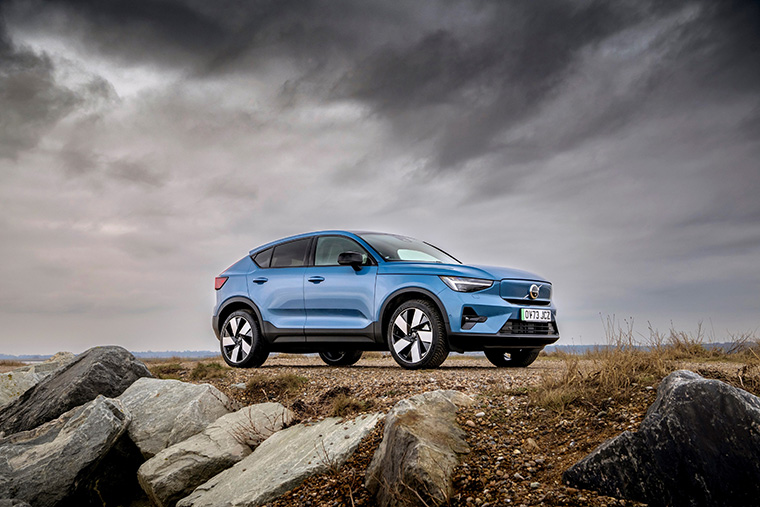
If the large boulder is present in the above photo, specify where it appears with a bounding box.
[118,377,231,458]
[365,390,473,507]
[177,412,383,507]
[0,395,130,506]
[0,353,76,408]
[139,402,294,507]
[0,346,151,435]
[564,370,760,507]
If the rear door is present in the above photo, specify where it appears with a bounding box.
[303,235,377,342]
[248,237,311,343]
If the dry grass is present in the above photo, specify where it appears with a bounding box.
[141,356,188,364]
[533,318,760,414]
[244,372,309,401]
[149,362,185,379]
[532,318,669,414]
[330,394,374,417]
[189,361,228,380]
[0,359,26,367]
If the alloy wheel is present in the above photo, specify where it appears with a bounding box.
[391,307,434,364]
[221,315,253,364]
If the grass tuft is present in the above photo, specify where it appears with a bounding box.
[245,372,308,401]
[330,394,373,417]
[150,362,185,379]
[189,361,227,380]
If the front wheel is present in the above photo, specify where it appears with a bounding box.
[388,299,449,370]
[220,310,269,368]
[484,348,541,368]
[318,350,363,366]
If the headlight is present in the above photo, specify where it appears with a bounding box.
[440,276,494,293]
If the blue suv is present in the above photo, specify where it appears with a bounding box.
[213,231,559,370]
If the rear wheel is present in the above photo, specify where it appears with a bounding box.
[318,350,363,366]
[484,348,541,367]
[388,299,449,370]
[220,310,269,368]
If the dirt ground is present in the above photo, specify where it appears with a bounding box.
[143,353,749,507]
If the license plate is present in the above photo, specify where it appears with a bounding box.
[521,309,551,322]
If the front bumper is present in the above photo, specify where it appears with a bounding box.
[437,285,559,351]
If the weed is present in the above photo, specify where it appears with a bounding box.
[330,394,373,418]
[245,372,308,401]
[189,362,227,380]
[150,362,185,379]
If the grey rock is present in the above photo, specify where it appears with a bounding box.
[365,390,473,507]
[0,500,31,507]
[0,346,151,435]
[0,352,76,408]
[119,377,231,458]
[177,412,382,507]
[564,370,760,507]
[139,402,294,507]
[64,433,150,507]
[0,396,129,506]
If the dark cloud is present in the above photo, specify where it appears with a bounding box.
[0,16,81,158]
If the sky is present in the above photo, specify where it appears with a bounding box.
[0,0,758,355]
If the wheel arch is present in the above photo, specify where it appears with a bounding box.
[215,297,265,340]
[378,287,451,345]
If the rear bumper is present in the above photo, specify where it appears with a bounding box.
[447,332,560,351]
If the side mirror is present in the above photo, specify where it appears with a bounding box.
[337,251,364,271]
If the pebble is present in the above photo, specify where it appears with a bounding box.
[466,420,476,428]
[475,411,486,417]
[530,482,540,489]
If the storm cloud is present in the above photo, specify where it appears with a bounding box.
[0,0,758,354]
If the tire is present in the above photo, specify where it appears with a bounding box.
[484,348,541,368]
[220,309,269,368]
[387,299,449,370]
[318,350,363,366]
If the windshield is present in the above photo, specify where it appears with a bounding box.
[359,233,461,264]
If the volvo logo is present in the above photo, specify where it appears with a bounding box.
[529,284,540,299]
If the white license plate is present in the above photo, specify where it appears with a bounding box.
[521,309,552,322]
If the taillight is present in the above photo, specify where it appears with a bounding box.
[215,276,228,290]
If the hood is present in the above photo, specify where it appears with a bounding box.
[377,262,548,282]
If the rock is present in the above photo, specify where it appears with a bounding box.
[0,353,76,408]
[65,434,150,507]
[0,396,129,506]
[119,377,231,458]
[0,500,31,507]
[0,346,151,435]
[139,402,294,507]
[177,413,382,507]
[564,370,760,507]
[365,390,474,507]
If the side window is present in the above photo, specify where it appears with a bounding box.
[315,236,371,266]
[270,238,310,268]
[253,248,273,268]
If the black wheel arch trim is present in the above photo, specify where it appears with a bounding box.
[213,296,265,341]
[377,287,451,342]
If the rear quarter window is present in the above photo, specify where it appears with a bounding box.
[253,248,272,268]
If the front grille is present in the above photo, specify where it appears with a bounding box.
[500,320,556,335]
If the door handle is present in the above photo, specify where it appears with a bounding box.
[307,276,325,283]
[252,277,268,284]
